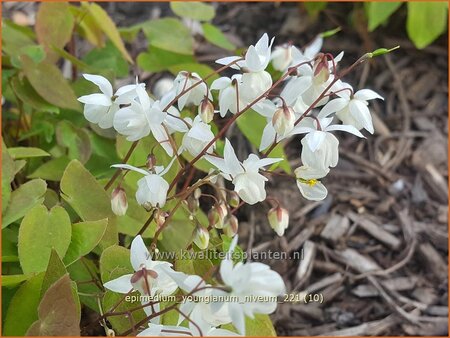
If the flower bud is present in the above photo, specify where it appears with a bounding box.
[187,195,199,213]
[313,54,330,83]
[193,227,210,250]
[268,206,289,236]
[223,215,239,237]
[146,154,156,171]
[208,202,228,229]
[198,97,215,123]
[227,191,240,208]
[272,105,295,137]
[130,267,158,295]
[111,187,128,216]
[155,209,167,229]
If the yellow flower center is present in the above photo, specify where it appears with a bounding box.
[298,178,318,187]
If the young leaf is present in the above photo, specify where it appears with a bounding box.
[366,2,402,32]
[2,141,14,213]
[63,219,108,266]
[21,56,80,111]
[407,2,448,49]
[26,274,80,336]
[60,160,118,250]
[170,2,215,21]
[2,274,29,288]
[3,273,45,336]
[202,23,235,50]
[2,178,47,228]
[41,249,67,298]
[142,18,194,55]
[35,2,75,63]
[84,3,133,63]
[56,121,92,164]
[11,76,59,114]
[18,205,72,274]
[99,244,132,283]
[8,147,50,159]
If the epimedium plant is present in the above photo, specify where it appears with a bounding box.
[2,2,395,336]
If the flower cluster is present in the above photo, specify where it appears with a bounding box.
[78,33,383,336]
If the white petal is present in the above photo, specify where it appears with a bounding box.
[349,100,374,134]
[78,93,111,106]
[229,302,246,335]
[325,124,365,138]
[130,235,150,271]
[111,164,150,176]
[245,45,263,72]
[215,56,242,70]
[280,77,312,106]
[304,36,323,58]
[103,274,133,293]
[318,98,349,118]
[211,77,232,90]
[306,131,326,152]
[297,181,328,201]
[83,104,108,124]
[82,74,113,97]
[150,124,174,157]
[354,89,383,101]
[223,139,243,175]
[259,122,276,151]
[252,99,277,118]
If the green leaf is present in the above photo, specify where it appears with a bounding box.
[67,258,101,312]
[170,2,215,21]
[70,5,104,48]
[8,147,50,159]
[56,121,92,164]
[41,249,67,298]
[28,156,72,181]
[10,76,59,114]
[63,219,108,265]
[102,290,146,333]
[137,46,195,73]
[367,2,402,31]
[2,178,47,228]
[304,2,328,18]
[407,2,448,49]
[202,23,235,50]
[3,272,44,336]
[142,18,194,55]
[2,141,14,213]
[60,160,118,250]
[82,41,129,78]
[26,274,80,336]
[2,274,29,288]
[18,205,72,274]
[35,2,75,62]
[99,245,133,283]
[21,56,80,111]
[84,3,133,63]
[222,314,276,336]
[236,110,291,173]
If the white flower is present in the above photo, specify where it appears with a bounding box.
[216,34,274,104]
[267,206,289,236]
[212,236,286,335]
[182,116,215,157]
[318,85,384,134]
[210,75,245,117]
[172,71,211,110]
[112,162,174,209]
[137,323,239,337]
[216,33,274,73]
[295,165,329,201]
[114,86,184,156]
[295,116,365,170]
[78,74,141,129]
[193,227,210,250]
[271,44,294,71]
[290,36,323,64]
[103,235,177,297]
[205,139,281,205]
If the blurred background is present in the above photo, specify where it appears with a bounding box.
[2,1,448,336]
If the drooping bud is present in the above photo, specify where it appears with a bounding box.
[146,153,157,171]
[130,267,158,295]
[111,187,128,216]
[198,97,215,123]
[227,191,240,208]
[187,195,199,213]
[313,53,330,83]
[208,202,228,229]
[223,214,239,237]
[193,227,210,250]
[268,206,289,236]
[155,209,167,229]
[272,105,295,137]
